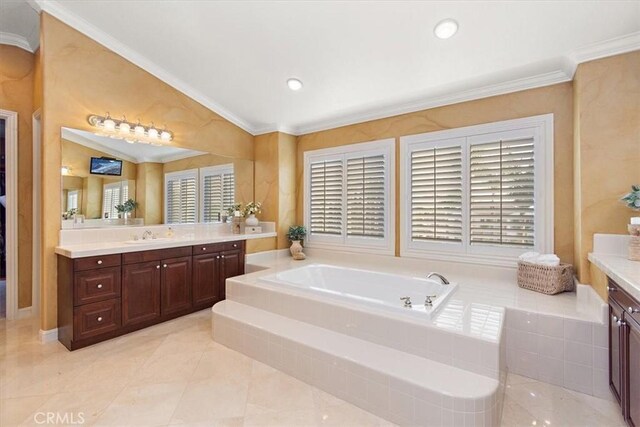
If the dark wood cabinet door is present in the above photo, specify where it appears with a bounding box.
[192,253,221,308]
[611,301,625,405]
[122,261,161,326]
[161,256,192,316]
[627,316,640,427]
[220,249,244,299]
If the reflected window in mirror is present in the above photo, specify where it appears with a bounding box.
[102,180,131,219]
[165,169,198,224]
[67,190,79,211]
[201,164,235,223]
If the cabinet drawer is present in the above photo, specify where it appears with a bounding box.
[73,299,121,341]
[74,254,121,272]
[220,241,244,252]
[123,246,192,264]
[192,244,220,254]
[74,267,121,306]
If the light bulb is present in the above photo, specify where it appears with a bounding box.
[160,128,171,141]
[287,78,303,91]
[134,119,145,137]
[434,19,458,39]
[148,124,159,140]
[61,166,70,175]
[119,121,130,135]
[103,113,116,131]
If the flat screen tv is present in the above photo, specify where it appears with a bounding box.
[90,157,123,176]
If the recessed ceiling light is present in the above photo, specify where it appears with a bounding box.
[434,19,458,39]
[287,78,303,91]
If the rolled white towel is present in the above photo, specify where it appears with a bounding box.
[518,251,540,262]
[536,254,560,267]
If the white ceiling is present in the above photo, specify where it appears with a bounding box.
[62,128,206,164]
[0,0,39,52]
[18,1,640,134]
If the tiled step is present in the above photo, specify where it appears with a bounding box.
[226,277,505,379]
[212,301,505,427]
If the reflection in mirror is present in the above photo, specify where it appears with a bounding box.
[61,127,254,229]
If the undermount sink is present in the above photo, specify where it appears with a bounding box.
[123,237,174,245]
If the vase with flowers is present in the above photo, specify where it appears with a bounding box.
[621,185,640,261]
[243,201,262,226]
[286,225,307,260]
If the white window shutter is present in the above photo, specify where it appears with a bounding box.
[309,159,343,236]
[202,174,223,222]
[410,146,463,242]
[346,154,386,238]
[166,173,197,224]
[469,138,535,247]
[222,172,235,212]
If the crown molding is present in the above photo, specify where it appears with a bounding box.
[0,31,37,53]
[35,0,258,135]
[569,32,640,65]
[290,68,573,135]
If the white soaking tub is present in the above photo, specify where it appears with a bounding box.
[259,263,457,319]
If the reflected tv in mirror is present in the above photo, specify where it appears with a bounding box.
[90,157,123,176]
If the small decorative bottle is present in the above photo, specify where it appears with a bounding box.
[233,211,242,234]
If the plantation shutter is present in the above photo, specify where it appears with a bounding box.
[201,166,235,223]
[67,191,78,211]
[222,172,235,212]
[469,138,535,247]
[410,146,463,242]
[102,184,121,219]
[166,172,197,224]
[309,159,343,236]
[202,174,223,222]
[346,154,386,238]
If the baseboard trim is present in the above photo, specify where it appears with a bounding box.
[17,306,32,319]
[39,328,58,343]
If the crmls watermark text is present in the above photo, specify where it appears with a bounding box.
[34,412,85,425]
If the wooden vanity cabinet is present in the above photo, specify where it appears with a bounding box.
[58,240,245,350]
[608,278,640,426]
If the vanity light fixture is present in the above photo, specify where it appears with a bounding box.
[88,113,173,145]
[434,18,458,39]
[287,78,303,91]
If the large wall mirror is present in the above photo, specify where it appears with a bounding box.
[60,127,254,229]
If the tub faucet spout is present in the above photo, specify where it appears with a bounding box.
[427,272,449,285]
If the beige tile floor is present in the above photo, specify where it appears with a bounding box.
[0,310,627,427]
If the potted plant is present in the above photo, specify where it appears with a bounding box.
[622,185,640,261]
[244,201,262,226]
[115,198,139,223]
[286,225,307,260]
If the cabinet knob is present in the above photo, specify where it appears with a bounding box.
[221,255,225,258]
[97,260,103,265]
[613,315,619,322]
[97,284,103,289]
[628,306,640,314]
[202,247,207,251]
[97,316,103,322]
[233,244,237,248]
[607,286,616,292]
[216,256,220,259]
[617,319,626,327]
[163,264,168,268]
[156,265,160,269]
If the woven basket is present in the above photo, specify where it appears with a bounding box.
[517,261,575,295]
[629,235,640,261]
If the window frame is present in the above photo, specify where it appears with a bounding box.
[199,163,235,223]
[400,114,554,267]
[164,168,199,224]
[304,139,395,255]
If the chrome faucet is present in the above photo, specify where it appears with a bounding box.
[427,272,450,285]
[142,230,154,240]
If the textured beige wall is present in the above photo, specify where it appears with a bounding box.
[0,44,34,309]
[296,83,575,263]
[575,51,640,283]
[40,13,254,330]
[246,237,277,254]
[254,132,297,250]
[136,162,163,225]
